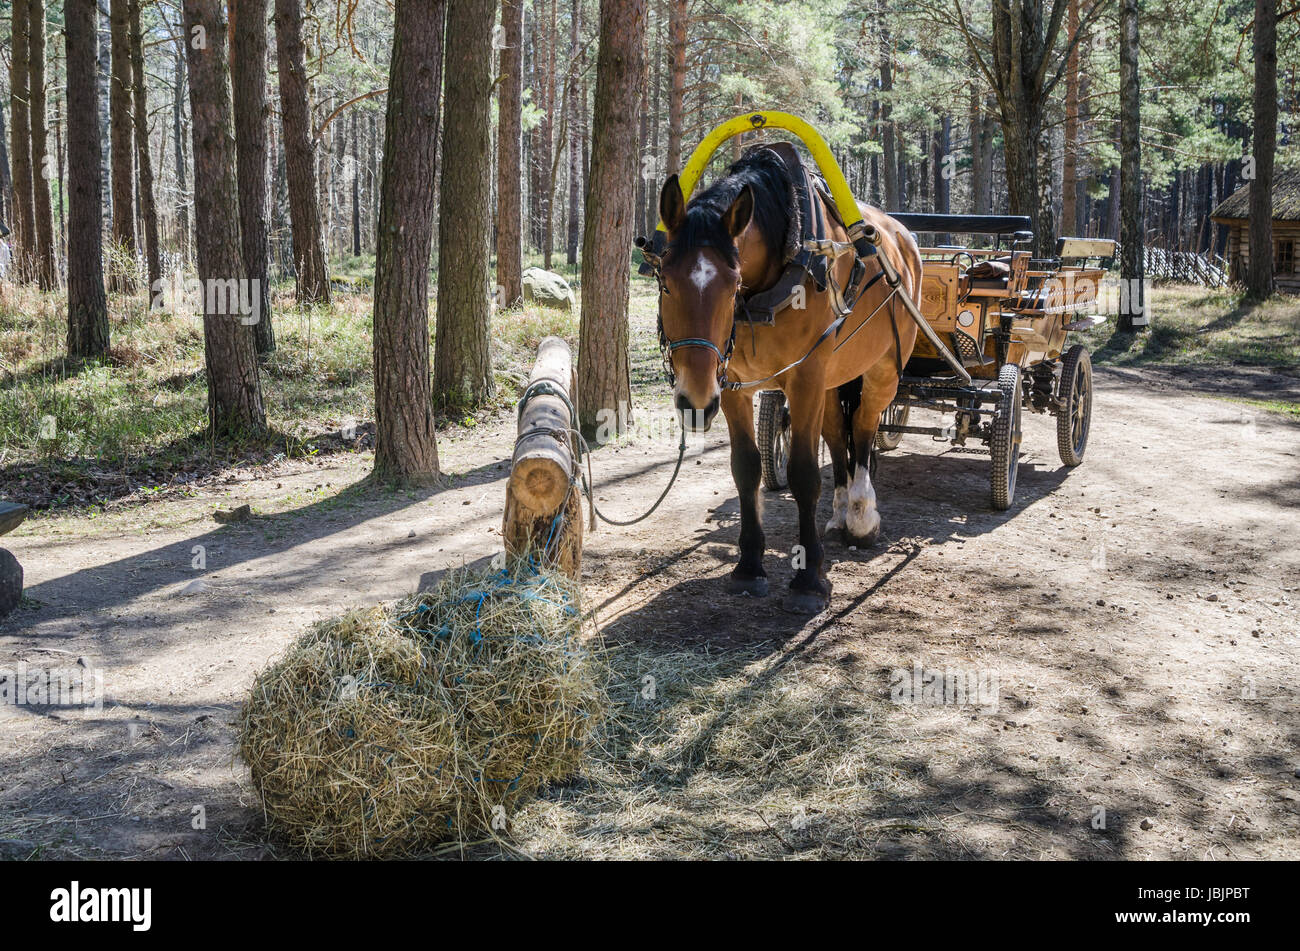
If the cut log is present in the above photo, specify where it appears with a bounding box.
[504,336,582,578]
[0,502,28,537]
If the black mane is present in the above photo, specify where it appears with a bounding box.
[676,147,799,268]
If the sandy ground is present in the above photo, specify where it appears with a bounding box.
[1,362,1297,860]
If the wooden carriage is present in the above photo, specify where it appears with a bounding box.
[759,214,1113,510]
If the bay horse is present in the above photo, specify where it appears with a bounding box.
[655,147,922,614]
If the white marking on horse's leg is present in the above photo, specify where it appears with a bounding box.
[845,464,880,539]
[690,256,717,296]
[825,485,848,532]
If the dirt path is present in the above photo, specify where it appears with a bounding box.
[2,364,1297,859]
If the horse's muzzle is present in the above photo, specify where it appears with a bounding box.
[675,391,720,431]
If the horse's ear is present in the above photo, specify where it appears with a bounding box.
[660,175,686,231]
[722,184,754,239]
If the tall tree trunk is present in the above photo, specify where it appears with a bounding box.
[578,0,646,440]
[66,0,109,357]
[109,0,136,291]
[643,6,660,235]
[496,0,524,304]
[173,45,190,265]
[878,8,898,210]
[231,0,275,352]
[933,116,951,242]
[1247,0,1277,300]
[666,0,686,174]
[372,0,445,485]
[273,0,330,304]
[540,0,556,268]
[28,0,56,289]
[1118,0,1144,329]
[351,108,360,256]
[183,0,267,436]
[1061,0,1080,238]
[129,0,161,294]
[434,0,495,409]
[98,0,113,227]
[0,108,12,229]
[10,0,35,281]
[565,0,584,265]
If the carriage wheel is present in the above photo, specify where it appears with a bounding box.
[875,402,910,451]
[990,363,1023,511]
[757,390,791,491]
[1055,344,1092,467]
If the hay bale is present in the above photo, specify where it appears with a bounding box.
[238,566,605,857]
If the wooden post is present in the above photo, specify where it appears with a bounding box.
[504,337,583,578]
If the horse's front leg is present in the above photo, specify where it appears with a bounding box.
[783,381,831,614]
[720,388,768,597]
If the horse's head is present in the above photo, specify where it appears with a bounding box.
[656,173,754,431]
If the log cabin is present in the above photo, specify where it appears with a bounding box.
[1211,167,1300,294]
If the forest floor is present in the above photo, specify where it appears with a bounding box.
[1,280,1298,859]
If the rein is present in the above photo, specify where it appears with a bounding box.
[515,379,690,530]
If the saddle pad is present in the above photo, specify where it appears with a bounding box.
[734,142,832,325]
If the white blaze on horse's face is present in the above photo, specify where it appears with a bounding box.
[661,245,733,432]
[689,256,718,298]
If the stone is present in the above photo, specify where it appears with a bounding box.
[214,504,252,524]
[522,267,576,310]
[0,548,22,616]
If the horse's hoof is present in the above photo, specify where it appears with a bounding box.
[728,575,769,598]
[841,526,881,549]
[781,588,830,615]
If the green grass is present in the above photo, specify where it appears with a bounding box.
[1081,285,1300,369]
[0,275,579,508]
[1212,395,1300,420]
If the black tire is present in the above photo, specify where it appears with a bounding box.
[757,390,791,491]
[875,401,909,451]
[1056,344,1092,467]
[990,363,1023,511]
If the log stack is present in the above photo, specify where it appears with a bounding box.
[503,337,583,579]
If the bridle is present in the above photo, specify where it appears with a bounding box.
[642,233,887,392]
[642,237,742,390]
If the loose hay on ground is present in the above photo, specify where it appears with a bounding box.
[238,566,606,857]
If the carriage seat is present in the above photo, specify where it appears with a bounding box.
[967,257,1012,289]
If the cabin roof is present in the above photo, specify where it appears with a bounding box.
[1211,166,1300,222]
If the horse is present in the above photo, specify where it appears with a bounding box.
[654,146,922,614]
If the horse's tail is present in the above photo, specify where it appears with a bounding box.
[837,376,863,473]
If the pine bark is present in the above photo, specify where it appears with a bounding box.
[183,0,267,435]
[566,0,583,264]
[578,0,646,440]
[434,0,495,408]
[109,0,137,290]
[1118,0,1145,328]
[1061,0,1080,239]
[496,0,524,304]
[1247,0,1277,299]
[27,0,56,289]
[273,0,330,304]
[231,0,275,351]
[666,0,686,174]
[173,45,190,264]
[66,0,110,357]
[129,0,162,293]
[10,0,35,281]
[372,0,445,485]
